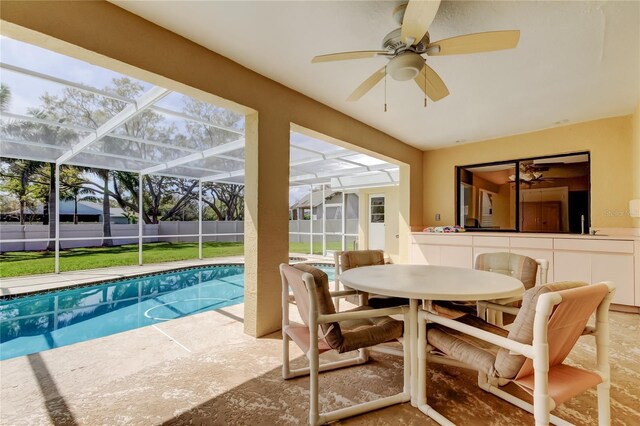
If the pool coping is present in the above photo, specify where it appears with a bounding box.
[0,262,248,301]
[0,254,335,300]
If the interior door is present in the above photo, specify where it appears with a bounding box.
[368,194,385,251]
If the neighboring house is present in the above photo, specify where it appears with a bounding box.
[1,200,129,224]
[290,190,358,220]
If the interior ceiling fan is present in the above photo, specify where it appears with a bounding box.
[311,0,520,104]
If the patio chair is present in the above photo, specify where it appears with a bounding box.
[435,252,548,325]
[280,263,410,425]
[333,250,409,310]
[418,280,615,425]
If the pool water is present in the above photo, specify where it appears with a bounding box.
[0,264,335,361]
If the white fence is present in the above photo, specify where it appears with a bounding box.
[288,219,358,243]
[0,220,360,252]
[0,221,244,252]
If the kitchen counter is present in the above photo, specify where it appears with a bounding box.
[412,231,640,241]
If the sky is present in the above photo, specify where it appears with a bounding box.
[0,36,392,206]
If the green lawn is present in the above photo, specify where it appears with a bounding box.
[0,242,245,278]
[288,241,345,255]
[0,241,347,278]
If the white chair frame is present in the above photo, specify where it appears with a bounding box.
[418,281,615,426]
[281,265,411,425]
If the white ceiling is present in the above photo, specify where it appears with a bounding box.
[112,1,640,150]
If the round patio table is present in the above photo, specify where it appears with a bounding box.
[339,264,524,424]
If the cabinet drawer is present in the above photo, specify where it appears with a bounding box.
[554,252,592,283]
[510,237,553,250]
[411,234,473,246]
[591,254,634,306]
[554,239,634,254]
[473,236,509,248]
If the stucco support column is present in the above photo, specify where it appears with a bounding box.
[399,164,412,263]
[138,173,144,266]
[243,111,290,337]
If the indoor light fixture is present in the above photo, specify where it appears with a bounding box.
[386,52,425,81]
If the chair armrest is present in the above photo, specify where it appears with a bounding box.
[329,290,359,298]
[491,296,522,305]
[318,306,406,324]
[477,300,520,315]
[423,310,534,359]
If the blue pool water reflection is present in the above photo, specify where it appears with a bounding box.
[0,264,335,360]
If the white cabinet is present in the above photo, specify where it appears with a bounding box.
[410,233,638,307]
[441,246,473,268]
[472,236,510,264]
[591,254,634,305]
[554,252,592,283]
[553,240,635,306]
[554,251,634,306]
[411,244,440,265]
[410,234,473,268]
[411,242,472,268]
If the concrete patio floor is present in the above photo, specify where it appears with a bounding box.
[1,258,639,425]
[1,299,639,425]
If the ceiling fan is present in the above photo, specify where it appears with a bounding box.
[311,0,520,104]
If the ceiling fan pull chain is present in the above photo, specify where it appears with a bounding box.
[384,66,388,112]
[424,62,427,108]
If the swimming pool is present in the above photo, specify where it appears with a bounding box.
[0,264,335,361]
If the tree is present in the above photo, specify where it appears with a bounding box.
[37,78,158,245]
[96,169,113,246]
[202,183,244,220]
[0,83,11,112]
[2,78,247,243]
[182,97,245,221]
[61,167,98,224]
[0,160,41,224]
[1,82,82,249]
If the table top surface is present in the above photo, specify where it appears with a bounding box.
[339,264,524,301]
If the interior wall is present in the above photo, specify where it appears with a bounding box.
[357,186,400,263]
[423,115,635,229]
[0,1,423,337]
[492,183,514,229]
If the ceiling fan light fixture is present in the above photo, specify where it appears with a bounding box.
[387,52,424,81]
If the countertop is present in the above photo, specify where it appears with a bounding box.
[411,231,640,241]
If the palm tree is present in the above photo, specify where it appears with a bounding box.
[63,186,98,224]
[60,166,97,224]
[95,169,113,247]
[0,83,11,112]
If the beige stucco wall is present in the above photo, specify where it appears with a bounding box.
[0,1,423,337]
[423,115,636,229]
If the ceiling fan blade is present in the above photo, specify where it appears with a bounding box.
[347,67,386,102]
[400,0,441,46]
[427,30,520,56]
[312,50,388,63]
[414,63,449,101]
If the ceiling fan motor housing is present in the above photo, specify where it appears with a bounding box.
[387,52,424,81]
[383,28,430,53]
